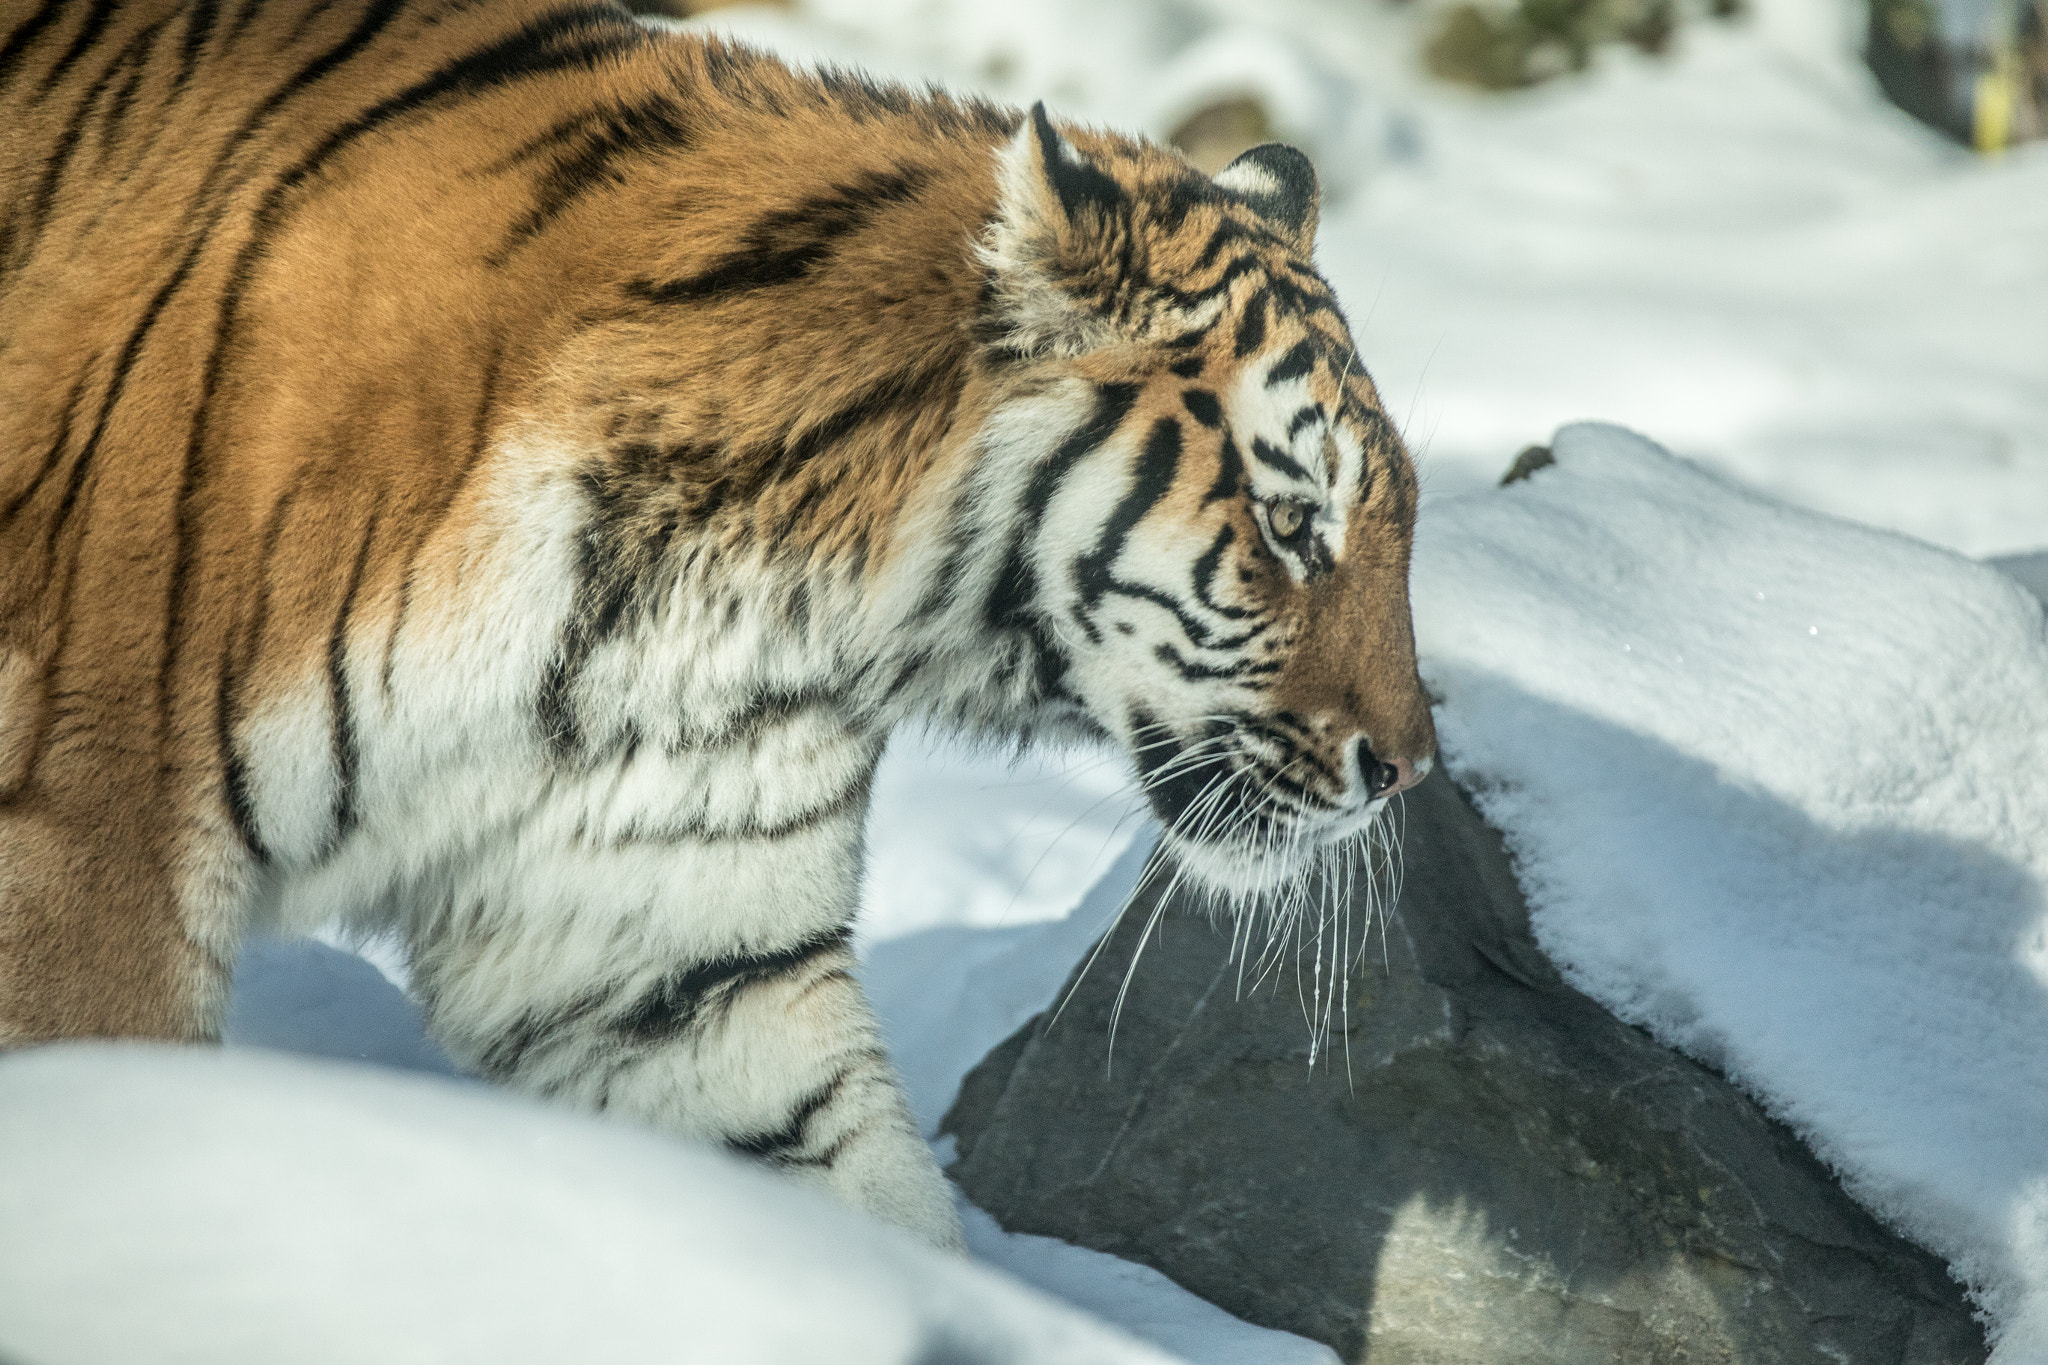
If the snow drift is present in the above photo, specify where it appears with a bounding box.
[0,1044,1178,1365]
[1413,424,2048,1357]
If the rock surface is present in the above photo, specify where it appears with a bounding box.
[943,775,1988,1364]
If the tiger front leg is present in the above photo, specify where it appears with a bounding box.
[407,904,962,1250]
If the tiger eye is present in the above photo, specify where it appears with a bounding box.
[1269,501,1305,540]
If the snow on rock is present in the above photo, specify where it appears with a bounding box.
[1411,423,2048,1358]
[0,1044,1180,1365]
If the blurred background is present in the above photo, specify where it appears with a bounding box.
[607,0,2047,562]
[636,0,2048,153]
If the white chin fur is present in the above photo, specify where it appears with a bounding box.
[1159,804,1381,906]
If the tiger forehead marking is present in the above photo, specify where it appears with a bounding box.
[0,0,1432,1253]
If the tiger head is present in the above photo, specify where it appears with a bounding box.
[959,105,1436,902]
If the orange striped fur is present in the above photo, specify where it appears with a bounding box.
[0,0,1433,1244]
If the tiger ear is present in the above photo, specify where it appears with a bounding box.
[1214,143,1319,252]
[979,101,1128,359]
[1023,100,1125,227]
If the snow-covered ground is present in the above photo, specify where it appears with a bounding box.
[0,1044,1192,1365]
[5,0,2045,1361]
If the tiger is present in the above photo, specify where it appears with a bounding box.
[0,0,1436,1249]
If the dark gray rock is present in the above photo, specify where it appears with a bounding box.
[943,775,1988,1365]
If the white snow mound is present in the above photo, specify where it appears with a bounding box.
[1412,423,2048,1357]
[0,1044,1178,1365]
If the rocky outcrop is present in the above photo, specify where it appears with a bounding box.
[943,775,1988,1364]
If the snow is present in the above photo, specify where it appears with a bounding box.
[0,1044,1181,1365]
[7,0,2046,1360]
[1412,423,2048,1359]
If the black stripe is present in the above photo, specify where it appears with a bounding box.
[274,1,346,50]
[1189,523,1252,620]
[1148,254,1268,314]
[1265,271,1336,315]
[1259,754,1341,806]
[1347,406,1405,508]
[1152,640,1281,682]
[6,6,136,278]
[45,265,192,562]
[1181,388,1221,428]
[1233,290,1269,358]
[563,451,673,738]
[225,0,269,44]
[1206,432,1245,503]
[217,483,304,865]
[1103,578,1265,652]
[625,164,934,305]
[819,64,1003,128]
[779,465,846,536]
[1248,718,1343,789]
[94,17,167,166]
[32,0,115,99]
[385,342,503,699]
[615,926,852,1044]
[216,655,267,867]
[326,508,381,850]
[51,0,420,754]
[488,91,697,262]
[535,652,577,755]
[1072,416,1183,629]
[1351,403,1402,457]
[1031,101,1126,224]
[280,5,642,181]
[173,0,219,98]
[0,1,64,88]
[1249,436,1311,483]
[1265,339,1316,386]
[476,990,612,1081]
[971,380,1141,632]
[1155,174,1226,234]
[676,682,848,749]
[765,352,958,494]
[1168,354,1206,379]
[541,439,690,756]
[1285,404,1322,440]
[602,767,869,847]
[1,366,93,530]
[727,1061,866,1167]
[27,0,400,435]
[1192,217,1255,272]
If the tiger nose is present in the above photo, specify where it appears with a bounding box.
[1359,742,1432,799]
